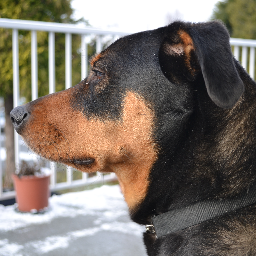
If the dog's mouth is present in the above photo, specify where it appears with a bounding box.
[73,158,95,166]
[63,158,95,167]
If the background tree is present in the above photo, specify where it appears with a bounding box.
[212,0,256,39]
[0,0,92,188]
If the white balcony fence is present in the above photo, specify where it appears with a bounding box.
[0,18,129,200]
[0,18,256,200]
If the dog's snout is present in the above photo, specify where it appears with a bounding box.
[10,106,29,133]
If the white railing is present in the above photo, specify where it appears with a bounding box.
[0,19,256,200]
[230,38,256,80]
[0,18,129,200]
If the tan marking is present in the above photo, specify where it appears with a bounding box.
[178,30,194,55]
[90,53,103,67]
[164,30,196,75]
[178,30,195,74]
[22,91,158,210]
[166,30,194,58]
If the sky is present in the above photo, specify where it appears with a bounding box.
[71,0,221,33]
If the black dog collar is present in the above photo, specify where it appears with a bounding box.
[147,186,256,238]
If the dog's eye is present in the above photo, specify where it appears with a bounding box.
[92,69,104,78]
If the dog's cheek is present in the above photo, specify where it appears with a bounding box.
[111,92,159,209]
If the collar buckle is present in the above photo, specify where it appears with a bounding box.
[145,224,156,234]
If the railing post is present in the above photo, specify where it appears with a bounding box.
[81,34,88,80]
[0,124,2,197]
[114,35,119,42]
[234,46,240,61]
[65,33,73,184]
[242,46,248,70]
[249,47,255,80]
[49,31,57,187]
[96,35,102,53]
[65,33,72,89]
[12,29,20,172]
[49,32,55,94]
[31,30,38,101]
[81,35,89,181]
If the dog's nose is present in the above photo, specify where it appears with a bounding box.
[10,106,29,133]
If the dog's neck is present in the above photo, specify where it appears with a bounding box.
[131,71,256,225]
[148,183,256,238]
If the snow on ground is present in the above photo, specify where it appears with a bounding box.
[0,185,147,256]
[0,186,128,232]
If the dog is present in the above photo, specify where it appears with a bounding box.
[11,20,256,255]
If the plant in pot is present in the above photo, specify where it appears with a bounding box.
[12,160,51,213]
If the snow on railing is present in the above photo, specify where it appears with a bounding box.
[0,19,256,200]
[0,18,128,200]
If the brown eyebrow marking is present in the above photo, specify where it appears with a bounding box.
[90,53,103,67]
[178,30,196,75]
[178,30,194,55]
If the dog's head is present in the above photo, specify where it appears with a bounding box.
[11,21,244,215]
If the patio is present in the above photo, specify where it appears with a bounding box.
[0,185,147,256]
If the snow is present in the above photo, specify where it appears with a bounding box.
[0,240,23,256]
[35,167,51,177]
[30,222,143,254]
[0,185,132,232]
[0,185,146,256]
[32,236,70,254]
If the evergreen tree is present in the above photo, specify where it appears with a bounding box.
[212,0,256,39]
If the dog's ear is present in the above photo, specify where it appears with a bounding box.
[159,21,244,109]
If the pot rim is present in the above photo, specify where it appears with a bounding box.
[12,173,51,181]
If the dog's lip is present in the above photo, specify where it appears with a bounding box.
[62,158,95,166]
[72,158,95,165]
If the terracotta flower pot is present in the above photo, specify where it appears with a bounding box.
[12,174,50,213]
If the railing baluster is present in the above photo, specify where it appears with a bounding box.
[12,29,20,172]
[242,46,248,70]
[12,29,19,109]
[65,33,72,89]
[82,172,88,182]
[49,31,57,187]
[249,47,255,80]
[31,30,38,101]
[0,126,2,197]
[234,46,240,61]
[81,34,89,182]
[114,35,119,42]
[81,34,88,80]
[65,33,73,184]
[49,32,55,94]
[96,35,102,53]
